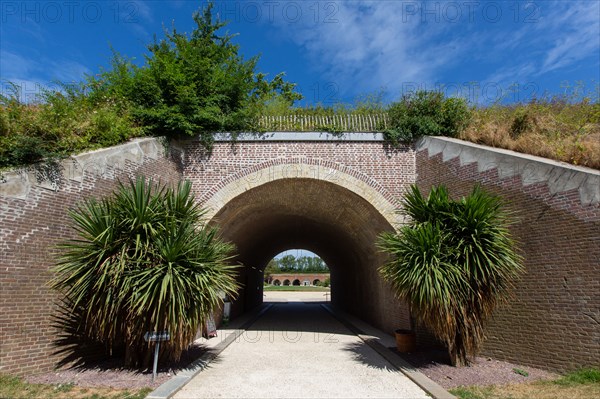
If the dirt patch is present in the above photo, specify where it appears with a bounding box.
[27,342,208,390]
[393,348,558,389]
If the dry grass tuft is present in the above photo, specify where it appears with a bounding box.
[461,101,600,169]
[0,373,151,399]
[452,381,600,399]
[451,367,600,399]
[500,380,600,399]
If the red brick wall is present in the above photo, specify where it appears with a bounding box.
[416,147,600,372]
[0,150,182,376]
[1,137,417,375]
[2,135,597,376]
[179,140,415,207]
[268,273,330,285]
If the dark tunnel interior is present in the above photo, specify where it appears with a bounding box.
[210,178,411,333]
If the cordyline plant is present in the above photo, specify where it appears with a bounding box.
[50,177,238,367]
[378,184,523,366]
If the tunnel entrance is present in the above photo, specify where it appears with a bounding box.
[209,177,409,333]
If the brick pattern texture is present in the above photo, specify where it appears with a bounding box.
[0,156,182,376]
[416,149,600,372]
[1,137,598,376]
[181,140,415,209]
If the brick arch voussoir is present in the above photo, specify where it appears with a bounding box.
[199,158,403,227]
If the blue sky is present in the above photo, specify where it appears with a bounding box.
[275,249,318,259]
[1,1,599,105]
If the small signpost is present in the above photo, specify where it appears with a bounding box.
[144,331,170,381]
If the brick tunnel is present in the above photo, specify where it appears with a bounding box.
[209,177,408,331]
[2,134,598,375]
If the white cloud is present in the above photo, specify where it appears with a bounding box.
[110,0,153,39]
[47,60,92,83]
[0,50,37,78]
[538,1,600,74]
[267,1,599,100]
[480,1,599,88]
[1,49,91,91]
[269,1,462,98]
[132,0,153,23]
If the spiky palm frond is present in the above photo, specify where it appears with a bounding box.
[378,184,523,366]
[51,177,238,367]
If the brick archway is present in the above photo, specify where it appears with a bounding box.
[201,173,409,333]
[179,137,416,343]
[200,160,403,227]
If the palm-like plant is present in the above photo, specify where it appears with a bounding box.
[378,184,523,366]
[51,177,238,367]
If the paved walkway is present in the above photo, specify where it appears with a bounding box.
[174,293,428,398]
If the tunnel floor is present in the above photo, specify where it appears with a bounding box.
[173,292,428,399]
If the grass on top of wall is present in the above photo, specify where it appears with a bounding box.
[2,85,599,171]
[461,98,600,169]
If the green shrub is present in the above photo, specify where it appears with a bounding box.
[0,3,301,171]
[0,135,52,167]
[385,90,471,144]
[0,84,136,169]
[378,184,523,366]
[51,177,239,367]
[87,106,140,147]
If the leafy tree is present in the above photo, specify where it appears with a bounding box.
[89,2,302,146]
[278,255,297,272]
[386,90,471,144]
[300,256,328,272]
[51,177,238,367]
[264,259,278,276]
[378,184,523,366]
[263,255,329,274]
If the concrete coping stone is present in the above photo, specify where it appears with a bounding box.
[417,136,600,206]
[4,134,597,206]
[146,304,273,399]
[0,138,166,199]
[321,304,456,399]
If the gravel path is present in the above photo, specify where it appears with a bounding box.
[174,302,429,399]
[26,292,558,393]
[27,343,208,389]
[397,348,558,389]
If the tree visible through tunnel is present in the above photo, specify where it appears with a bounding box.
[263,250,331,288]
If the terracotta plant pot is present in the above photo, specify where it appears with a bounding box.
[394,329,416,353]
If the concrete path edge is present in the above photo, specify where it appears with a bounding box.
[321,304,456,399]
[146,304,273,399]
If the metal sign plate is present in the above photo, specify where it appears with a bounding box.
[144,331,170,342]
